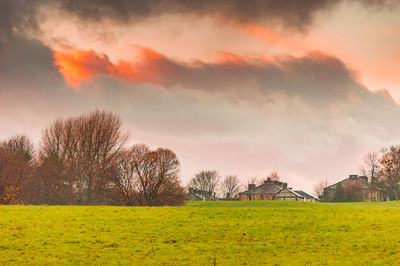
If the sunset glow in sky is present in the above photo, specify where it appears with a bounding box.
[1,0,400,193]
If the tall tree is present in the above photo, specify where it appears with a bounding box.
[111,144,184,206]
[379,146,400,200]
[359,151,383,201]
[0,135,34,162]
[39,110,128,204]
[221,175,241,199]
[188,170,220,196]
[0,135,34,204]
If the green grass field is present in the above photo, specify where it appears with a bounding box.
[1,201,400,265]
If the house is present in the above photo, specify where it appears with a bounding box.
[294,190,319,202]
[323,174,386,202]
[187,188,217,201]
[239,178,304,201]
[274,188,305,201]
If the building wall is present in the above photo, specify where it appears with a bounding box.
[262,194,274,200]
[239,194,248,201]
[274,189,303,201]
[239,193,275,201]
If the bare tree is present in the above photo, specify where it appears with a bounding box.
[379,146,400,200]
[359,151,383,201]
[221,175,241,199]
[313,179,328,199]
[188,170,220,196]
[246,176,263,186]
[266,171,280,181]
[0,135,34,162]
[30,156,72,204]
[111,144,184,206]
[0,135,34,204]
[39,110,128,204]
[240,176,262,192]
[359,152,381,183]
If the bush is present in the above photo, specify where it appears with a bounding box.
[0,186,22,205]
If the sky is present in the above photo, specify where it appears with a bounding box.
[1,0,400,194]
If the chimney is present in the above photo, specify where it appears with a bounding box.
[283,183,287,189]
[349,174,358,180]
[248,184,256,190]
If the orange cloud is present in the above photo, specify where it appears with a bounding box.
[234,22,304,54]
[54,46,171,89]
[215,51,246,64]
[55,46,345,94]
[54,50,112,88]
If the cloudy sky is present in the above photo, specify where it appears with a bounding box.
[1,0,400,194]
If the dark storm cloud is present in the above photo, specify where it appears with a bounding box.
[0,0,42,43]
[56,0,339,31]
[55,0,400,31]
[1,0,398,42]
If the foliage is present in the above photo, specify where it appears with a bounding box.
[2,201,400,264]
[0,186,21,205]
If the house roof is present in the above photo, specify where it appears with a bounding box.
[275,188,304,198]
[325,175,368,190]
[239,182,282,195]
[325,177,352,190]
[294,190,317,200]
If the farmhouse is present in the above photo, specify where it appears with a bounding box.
[324,174,386,202]
[239,178,304,201]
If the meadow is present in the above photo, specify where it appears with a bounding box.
[1,201,400,265]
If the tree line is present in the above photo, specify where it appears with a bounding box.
[0,110,185,206]
[187,170,281,199]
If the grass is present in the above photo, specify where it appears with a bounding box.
[1,201,400,265]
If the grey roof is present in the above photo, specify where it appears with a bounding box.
[294,190,317,200]
[325,176,368,190]
[239,182,282,195]
[276,188,304,198]
[324,177,352,190]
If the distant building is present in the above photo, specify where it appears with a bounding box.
[323,174,386,202]
[274,188,305,201]
[294,190,319,202]
[239,178,304,201]
[187,188,217,201]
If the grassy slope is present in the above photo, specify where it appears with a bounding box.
[1,201,400,265]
